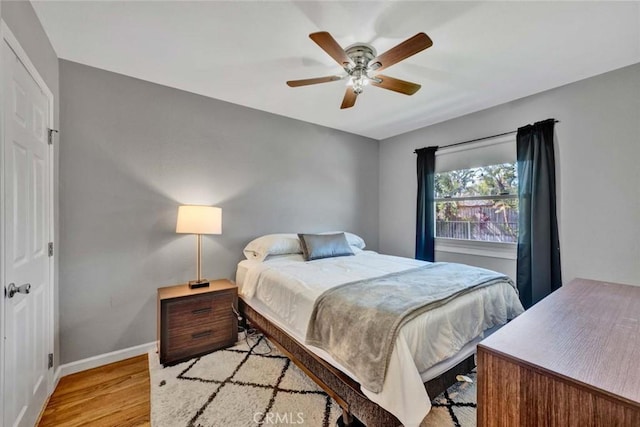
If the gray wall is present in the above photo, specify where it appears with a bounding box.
[379,62,640,287]
[59,60,379,363]
[437,252,516,282]
[1,0,60,369]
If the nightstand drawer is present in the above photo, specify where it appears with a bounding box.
[166,320,235,355]
[165,294,215,329]
[166,290,234,331]
[158,280,238,366]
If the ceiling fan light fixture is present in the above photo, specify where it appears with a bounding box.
[350,75,369,94]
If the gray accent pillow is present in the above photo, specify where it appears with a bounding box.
[298,233,354,261]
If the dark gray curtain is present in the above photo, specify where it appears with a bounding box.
[516,119,562,309]
[415,147,438,261]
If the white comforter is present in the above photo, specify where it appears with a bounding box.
[237,251,523,426]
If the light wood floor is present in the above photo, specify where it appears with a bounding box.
[38,355,150,427]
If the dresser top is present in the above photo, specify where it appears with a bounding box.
[158,279,236,300]
[479,278,640,406]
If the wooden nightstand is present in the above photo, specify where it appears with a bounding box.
[158,279,238,366]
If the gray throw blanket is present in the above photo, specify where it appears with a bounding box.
[305,262,514,393]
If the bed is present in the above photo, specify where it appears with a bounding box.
[236,233,524,427]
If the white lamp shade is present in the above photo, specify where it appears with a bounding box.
[176,205,222,235]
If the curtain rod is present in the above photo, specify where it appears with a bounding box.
[414,119,560,153]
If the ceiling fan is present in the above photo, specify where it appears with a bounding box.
[287,31,433,109]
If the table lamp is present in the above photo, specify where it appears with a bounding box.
[176,205,222,288]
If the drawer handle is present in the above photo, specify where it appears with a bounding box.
[192,307,212,315]
[192,330,213,339]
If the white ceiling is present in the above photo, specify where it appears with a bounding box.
[32,1,640,140]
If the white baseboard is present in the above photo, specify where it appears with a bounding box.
[53,366,62,388]
[58,341,157,379]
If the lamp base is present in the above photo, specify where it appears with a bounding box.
[188,279,210,289]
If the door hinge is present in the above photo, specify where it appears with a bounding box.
[47,128,58,145]
[48,242,54,257]
[48,353,54,369]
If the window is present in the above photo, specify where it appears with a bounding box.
[430,133,519,259]
[435,163,518,243]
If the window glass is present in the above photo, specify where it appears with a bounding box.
[435,163,518,243]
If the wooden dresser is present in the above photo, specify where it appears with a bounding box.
[478,278,640,426]
[158,279,238,365]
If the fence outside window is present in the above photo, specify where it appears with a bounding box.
[435,200,518,243]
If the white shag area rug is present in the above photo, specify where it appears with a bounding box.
[149,335,476,427]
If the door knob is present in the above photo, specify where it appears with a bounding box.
[6,283,31,298]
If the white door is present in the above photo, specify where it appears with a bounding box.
[2,39,52,427]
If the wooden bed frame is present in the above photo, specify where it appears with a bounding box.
[239,298,475,427]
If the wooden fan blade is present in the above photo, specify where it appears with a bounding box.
[370,74,421,95]
[287,76,342,87]
[369,33,433,72]
[340,88,357,109]
[309,32,354,69]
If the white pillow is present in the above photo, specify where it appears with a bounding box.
[342,232,366,250]
[321,231,366,249]
[243,231,366,262]
[243,234,301,262]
